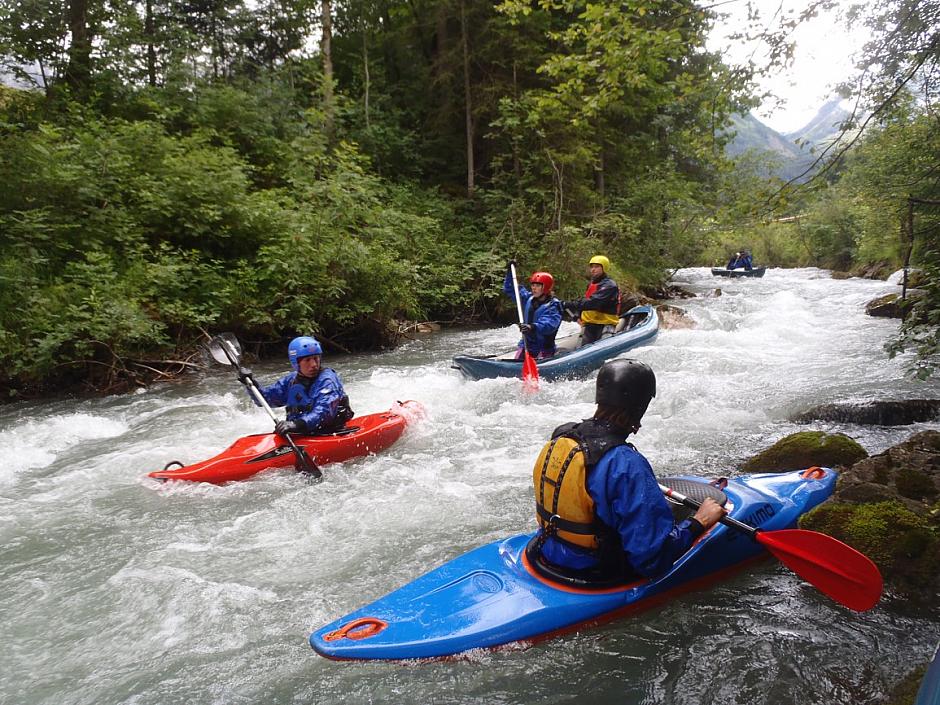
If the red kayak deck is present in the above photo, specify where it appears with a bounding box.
[148,400,423,483]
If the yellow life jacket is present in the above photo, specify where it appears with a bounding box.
[581,309,619,326]
[533,436,598,549]
[532,421,627,551]
[580,279,620,326]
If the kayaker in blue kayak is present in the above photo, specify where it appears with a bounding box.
[238,336,354,436]
[503,262,564,359]
[561,255,620,346]
[530,359,724,582]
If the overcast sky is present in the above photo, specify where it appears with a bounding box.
[708,0,871,134]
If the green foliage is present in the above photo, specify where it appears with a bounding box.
[14,0,937,395]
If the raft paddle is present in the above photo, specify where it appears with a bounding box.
[659,482,882,612]
[207,333,322,480]
[509,262,540,392]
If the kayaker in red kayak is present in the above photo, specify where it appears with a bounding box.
[530,358,724,583]
[238,336,354,436]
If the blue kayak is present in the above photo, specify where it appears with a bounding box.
[451,305,659,381]
[916,641,940,705]
[310,467,837,661]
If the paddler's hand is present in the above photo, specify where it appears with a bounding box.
[692,497,724,530]
[237,366,255,385]
[519,323,534,335]
[275,419,302,436]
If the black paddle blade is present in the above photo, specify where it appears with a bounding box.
[286,438,322,481]
[207,333,242,366]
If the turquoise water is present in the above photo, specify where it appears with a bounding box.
[1,268,937,704]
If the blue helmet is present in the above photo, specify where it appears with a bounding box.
[288,336,323,371]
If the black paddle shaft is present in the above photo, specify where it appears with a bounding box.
[660,483,759,540]
[213,335,322,480]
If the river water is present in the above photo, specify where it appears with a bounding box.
[2,267,937,705]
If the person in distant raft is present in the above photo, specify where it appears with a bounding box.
[238,336,354,436]
[727,251,753,270]
[528,359,724,582]
[562,255,620,345]
[503,261,564,359]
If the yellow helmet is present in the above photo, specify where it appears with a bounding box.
[589,255,610,270]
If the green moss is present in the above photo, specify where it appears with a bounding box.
[882,664,928,705]
[896,469,939,501]
[800,500,939,598]
[742,431,868,472]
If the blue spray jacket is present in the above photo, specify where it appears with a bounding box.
[253,368,349,434]
[539,443,703,578]
[727,253,753,270]
[502,272,563,356]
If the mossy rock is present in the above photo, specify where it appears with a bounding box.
[741,431,868,473]
[882,663,929,705]
[865,292,924,319]
[800,500,940,602]
[904,268,929,289]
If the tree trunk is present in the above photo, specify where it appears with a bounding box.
[362,26,370,129]
[460,0,474,198]
[145,0,157,86]
[65,0,92,94]
[321,0,335,137]
[512,62,521,185]
[594,146,605,197]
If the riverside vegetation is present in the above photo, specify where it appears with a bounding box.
[0,0,937,398]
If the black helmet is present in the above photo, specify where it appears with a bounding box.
[595,359,656,420]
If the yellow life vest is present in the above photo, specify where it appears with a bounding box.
[532,436,601,550]
[581,309,619,326]
[579,278,620,326]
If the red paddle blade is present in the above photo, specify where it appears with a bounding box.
[756,529,883,612]
[522,351,540,392]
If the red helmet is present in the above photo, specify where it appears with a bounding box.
[530,271,554,294]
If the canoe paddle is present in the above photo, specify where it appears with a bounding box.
[660,482,883,612]
[207,333,322,480]
[509,262,540,392]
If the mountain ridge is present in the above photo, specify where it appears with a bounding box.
[726,98,852,181]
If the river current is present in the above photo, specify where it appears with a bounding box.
[2,267,937,705]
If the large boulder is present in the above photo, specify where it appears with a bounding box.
[793,399,940,426]
[852,261,894,280]
[865,291,924,318]
[800,431,940,602]
[656,304,696,330]
[741,431,868,472]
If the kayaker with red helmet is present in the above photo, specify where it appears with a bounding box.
[529,359,724,582]
[503,261,564,359]
[562,254,620,346]
[239,336,353,436]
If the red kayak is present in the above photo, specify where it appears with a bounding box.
[148,400,423,483]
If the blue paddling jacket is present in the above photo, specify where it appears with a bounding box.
[728,253,753,270]
[539,427,704,578]
[254,368,351,434]
[503,272,564,357]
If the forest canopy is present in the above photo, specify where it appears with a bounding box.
[0,0,936,396]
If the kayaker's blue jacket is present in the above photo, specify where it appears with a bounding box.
[540,441,704,578]
[727,253,753,270]
[503,272,563,356]
[253,368,351,434]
